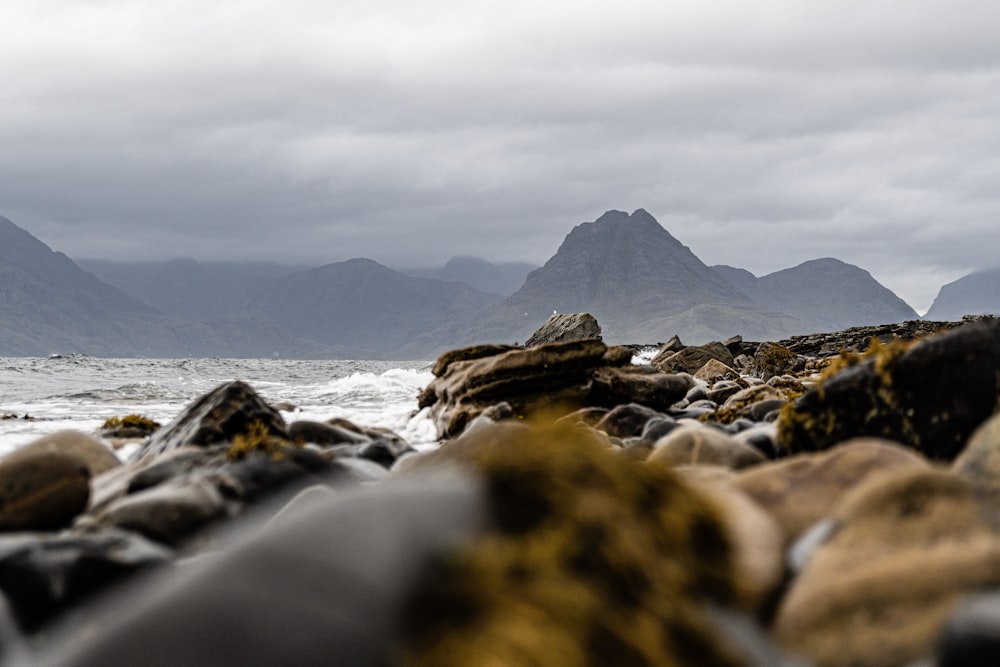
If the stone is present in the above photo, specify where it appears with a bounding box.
[647,424,766,470]
[0,528,171,632]
[723,335,744,355]
[773,467,1000,667]
[430,344,521,378]
[95,478,228,547]
[731,438,930,546]
[134,381,289,461]
[355,439,414,468]
[0,448,90,532]
[639,416,680,443]
[98,415,161,440]
[706,380,744,405]
[589,366,694,412]
[937,592,1000,667]
[777,320,1000,460]
[953,412,1000,494]
[11,431,120,477]
[287,420,369,446]
[524,312,602,347]
[420,339,609,438]
[592,403,666,439]
[694,358,740,383]
[752,341,798,380]
[552,407,608,428]
[652,341,734,374]
[210,446,336,503]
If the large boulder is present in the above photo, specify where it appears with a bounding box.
[777,320,1000,460]
[524,312,602,347]
[134,381,289,461]
[652,341,734,374]
[0,447,90,532]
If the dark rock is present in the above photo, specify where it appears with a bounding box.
[660,334,685,354]
[593,403,666,439]
[431,344,519,377]
[288,420,369,446]
[707,381,744,405]
[685,383,708,403]
[524,312,602,347]
[777,321,1000,459]
[212,447,335,503]
[0,529,171,632]
[640,416,680,443]
[0,449,90,532]
[589,366,694,412]
[95,478,228,547]
[356,439,415,469]
[778,319,964,357]
[134,381,288,461]
[722,335,743,355]
[601,345,635,366]
[742,398,788,422]
[937,592,1000,667]
[652,341,734,374]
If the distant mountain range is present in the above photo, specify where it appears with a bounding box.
[3,209,993,359]
[924,269,1000,320]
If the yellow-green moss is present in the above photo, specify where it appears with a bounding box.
[227,420,292,461]
[100,414,161,433]
[396,424,747,666]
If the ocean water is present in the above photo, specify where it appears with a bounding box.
[0,356,437,457]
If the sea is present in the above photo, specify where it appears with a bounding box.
[0,356,438,458]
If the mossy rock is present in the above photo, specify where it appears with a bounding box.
[101,414,161,439]
[776,321,1000,460]
[396,422,754,666]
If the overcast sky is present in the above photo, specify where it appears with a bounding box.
[3,0,999,313]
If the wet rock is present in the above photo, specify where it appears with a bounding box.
[589,366,694,412]
[731,438,930,546]
[640,416,681,443]
[524,312,602,347]
[647,424,766,470]
[0,449,90,532]
[430,344,519,378]
[134,381,288,461]
[288,420,369,446]
[0,528,171,632]
[773,467,1000,667]
[592,403,666,439]
[212,446,336,503]
[707,380,744,405]
[742,398,787,422]
[652,341,734,374]
[99,415,161,440]
[12,431,120,477]
[420,340,609,438]
[777,321,1000,460]
[355,439,414,469]
[778,319,965,357]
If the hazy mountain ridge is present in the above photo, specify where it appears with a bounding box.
[925,268,1000,320]
[399,256,538,296]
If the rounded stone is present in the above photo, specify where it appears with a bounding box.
[0,448,91,531]
[17,431,121,476]
[647,424,766,470]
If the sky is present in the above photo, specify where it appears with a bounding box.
[3,1,1000,314]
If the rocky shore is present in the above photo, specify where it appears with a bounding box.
[1,314,999,665]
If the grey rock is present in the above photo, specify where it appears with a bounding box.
[524,312,602,347]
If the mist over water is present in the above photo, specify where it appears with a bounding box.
[0,356,436,455]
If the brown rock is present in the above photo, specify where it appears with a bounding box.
[652,341,734,374]
[0,448,90,531]
[647,424,766,470]
[96,478,228,546]
[589,366,694,412]
[694,358,740,383]
[752,341,798,380]
[16,430,121,476]
[731,438,930,545]
[524,312,602,347]
[953,412,1000,494]
[773,467,1000,667]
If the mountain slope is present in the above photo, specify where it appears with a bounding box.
[251,258,502,359]
[400,256,538,296]
[925,268,1000,320]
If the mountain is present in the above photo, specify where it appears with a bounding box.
[400,256,538,296]
[0,215,339,358]
[469,209,805,344]
[250,258,503,359]
[80,258,298,321]
[714,258,920,332]
[925,268,1000,320]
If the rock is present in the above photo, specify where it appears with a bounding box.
[936,592,1000,667]
[421,340,609,438]
[134,381,288,461]
[430,344,519,377]
[11,431,120,477]
[211,446,336,503]
[287,420,369,446]
[652,341,734,374]
[778,319,964,357]
[589,366,694,412]
[95,478,228,547]
[773,467,1000,667]
[731,438,930,546]
[0,529,171,632]
[98,415,161,440]
[741,398,787,422]
[355,439,414,469]
[694,358,740,383]
[552,407,609,428]
[723,335,744,355]
[778,321,1000,460]
[751,341,798,380]
[593,403,666,439]
[647,424,767,470]
[659,334,685,354]
[953,412,1000,494]
[706,380,745,405]
[0,448,90,532]
[524,312,602,347]
[601,345,635,366]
